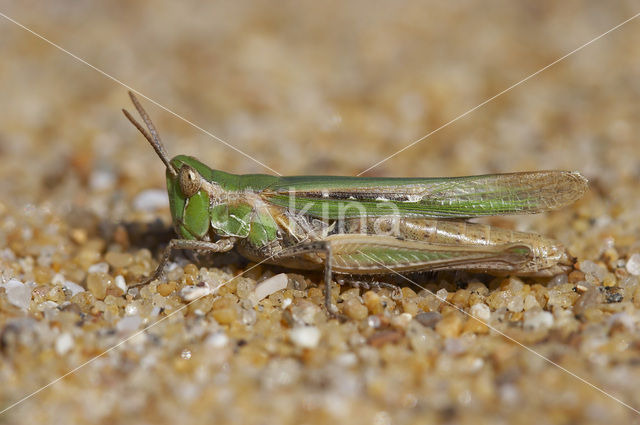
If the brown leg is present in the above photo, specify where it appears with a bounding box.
[134,238,236,288]
[270,241,340,317]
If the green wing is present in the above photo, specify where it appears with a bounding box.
[260,171,587,219]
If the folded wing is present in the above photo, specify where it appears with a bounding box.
[260,171,587,219]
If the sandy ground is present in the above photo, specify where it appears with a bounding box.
[1,1,640,424]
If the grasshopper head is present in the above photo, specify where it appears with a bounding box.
[123,92,213,239]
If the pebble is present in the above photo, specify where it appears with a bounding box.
[343,298,369,320]
[507,296,524,313]
[608,312,635,331]
[367,315,382,328]
[579,260,606,281]
[334,352,358,367]
[281,298,292,309]
[523,310,554,330]
[444,337,467,355]
[469,303,491,322]
[124,303,139,316]
[235,279,256,299]
[37,300,58,312]
[390,313,412,330]
[88,262,109,274]
[604,289,623,304]
[89,169,115,191]
[55,333,74,355]
[133,189,169,212]
[117,315,142,333]
[363,291,383,314]
[290,300,319,325]
[180,284,212,301]
[157,282,177,296]
[523,294,539,310]
[505,277,524,292]
[241,309,257,326]
[2,279,32,309]
[367,330,403,347]
[568,270,586,283]
[205,331,229,348]
[105,252,133,269]
[70,228,88,245]
[574,287,602,315]
[114,275,127,293]
[86,273,110,300]
[435,313,463,338]
[62,279,85,297]
[548,273,568,287]
[406,320,438,353]
[435,288,448,301]
[212,308,237,324]
[626,253,640,276]
[414,311,442,328]
[248,273,287,305]
[289,326,321,349]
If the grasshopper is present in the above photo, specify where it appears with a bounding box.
[122,92,587,314]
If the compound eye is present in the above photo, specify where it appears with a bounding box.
[179,165,201,197]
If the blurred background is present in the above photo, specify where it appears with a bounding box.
[1,1,640,424]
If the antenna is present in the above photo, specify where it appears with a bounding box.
[122,91,178,177]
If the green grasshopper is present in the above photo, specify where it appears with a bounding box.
[122,92,587,314]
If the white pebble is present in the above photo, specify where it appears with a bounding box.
[62,279,85,297]
[125,303,139,316]
[507,296,524,313]
[114,275,127,292]
[133,189,169,212]
[89,169,116,191]
[242,309,257,326]
[367,315,382,328]
[523,294,540,310]
[435,288,448,301]
[205,332,229,348]
[281,297,292,309]
[180,284,212,301]
[390,313,413,329]
[470,303,491,321]
[523,310,554,330]
[55,333,74,355]
[88,262,109,274]
[579,260,606,281]
[548,273,568,287]
[505,277,524,293]
[37,300,59,311]
[626,253,640,276]
[117,315,142,333]
[2,279,32,310]
[248,273,288,304]
[334,352,358,367]
[289,326,321,349]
